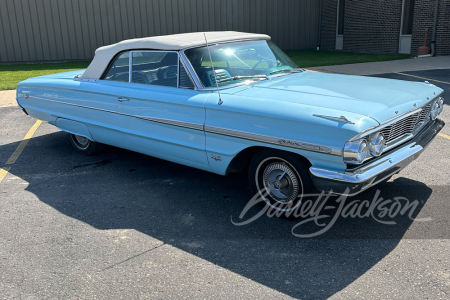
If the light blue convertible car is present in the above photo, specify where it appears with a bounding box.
[17,32,445,214]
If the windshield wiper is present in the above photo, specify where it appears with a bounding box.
[216,75,268,83]
[269,68,302,75]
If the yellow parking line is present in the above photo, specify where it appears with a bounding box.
[0,120,41,185]
[395,72,450,85]
[304,69,320,73]
[5,120,42,165]
[439,132,450,140]
[0,167,11,184]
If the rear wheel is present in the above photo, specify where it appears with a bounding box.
[249,149,315,218]
[68,133,104,156]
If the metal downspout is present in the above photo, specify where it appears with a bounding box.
[317,0,323,50]
[431,0,439,56]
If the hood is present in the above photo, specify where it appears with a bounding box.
[229,72,443,123]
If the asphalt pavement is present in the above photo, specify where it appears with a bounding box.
[0,69,450,299]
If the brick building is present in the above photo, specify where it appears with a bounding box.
[320,0,450,56]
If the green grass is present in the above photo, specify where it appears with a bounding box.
[285,50,411,68]
[0,61,90,90]
[0,51,412,90]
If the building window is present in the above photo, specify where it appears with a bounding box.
[402,0,415,35]
[337,0,345,35]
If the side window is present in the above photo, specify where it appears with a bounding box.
[131,51,178,87]
[103,52,130,82]
[179,61,195,89]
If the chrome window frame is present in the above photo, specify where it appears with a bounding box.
[178,57,196,90]
[179,39,304,91]
[129,50,179,88]
[102,50,181,89]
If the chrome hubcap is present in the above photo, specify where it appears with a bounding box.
[263,162,299,204]
[74,135,89,147]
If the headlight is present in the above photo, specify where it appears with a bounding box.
[437,97,444,115]
[430,101,440,120]
[368,132,386,156]
[343,139,370,164]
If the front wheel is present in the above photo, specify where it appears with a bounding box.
[68,133,104,156]
[248,149,315,218]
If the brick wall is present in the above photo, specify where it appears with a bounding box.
[317,0,450,55]
[412,0,450,56]
[320,0,403,53]
[320,0,338,50]
[342,0,403,53]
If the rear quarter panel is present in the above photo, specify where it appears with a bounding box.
[16,70,124,146]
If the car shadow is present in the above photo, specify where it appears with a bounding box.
[4,131,444,299]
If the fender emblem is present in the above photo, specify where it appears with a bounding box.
[211,154,222,161]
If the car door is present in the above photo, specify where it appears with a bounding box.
[80,51,132,146]
[115,51,211,171]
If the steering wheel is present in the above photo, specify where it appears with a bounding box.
[252,59,274,70]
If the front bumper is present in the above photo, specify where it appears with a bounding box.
[309,119,445,196]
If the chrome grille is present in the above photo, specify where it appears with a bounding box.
[375,103,432,143]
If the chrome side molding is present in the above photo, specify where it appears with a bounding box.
[205,125,343,156]
[21,94,343,157]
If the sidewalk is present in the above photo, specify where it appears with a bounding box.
[0,90,16,107]
[307,55,450,75]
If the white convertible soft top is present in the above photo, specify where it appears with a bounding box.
[80,31,270,79]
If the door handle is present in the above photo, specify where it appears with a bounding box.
[117,97,130,102]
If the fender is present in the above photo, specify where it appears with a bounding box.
[56,118,94,141]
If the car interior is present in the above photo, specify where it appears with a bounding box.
[103,51,193,88]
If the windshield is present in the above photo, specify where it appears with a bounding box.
[184,40,300,88]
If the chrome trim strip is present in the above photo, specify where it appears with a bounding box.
[177,56,180,88]
[313,114,355,124]
[205,125,342,156]
[27,95,117,114]
[73,77,98,83]
[134,116,204,131]
[23,95,342,156]
[128,51,133,83]
[26,95,203,130]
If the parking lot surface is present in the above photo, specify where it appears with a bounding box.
[1,69,449,299]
